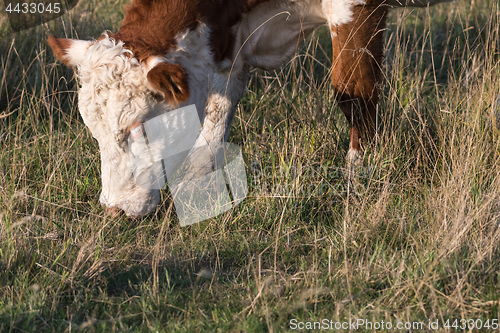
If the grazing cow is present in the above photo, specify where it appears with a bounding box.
[48,0,453,217]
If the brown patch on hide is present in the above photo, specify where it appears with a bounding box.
[147,62,190,105]
[111,0,271,63]
[331,1,388,151]
[198,0,271,63]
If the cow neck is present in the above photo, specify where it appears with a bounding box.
[111,0,273,64]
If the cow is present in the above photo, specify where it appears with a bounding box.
[48,0,453,217]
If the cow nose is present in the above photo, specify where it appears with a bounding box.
[103,204,146,220]
[99,189,160,218]
[104,206,123,217]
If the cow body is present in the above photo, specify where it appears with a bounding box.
[48,0,453,217]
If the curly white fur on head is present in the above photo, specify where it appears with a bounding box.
[76,36,152,140]
[78,36,141,91]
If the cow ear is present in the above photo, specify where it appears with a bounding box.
[47,35,92,67]
[146,61,190,106]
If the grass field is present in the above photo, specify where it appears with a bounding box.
[1,0,500,331]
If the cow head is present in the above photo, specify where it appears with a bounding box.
[48,35,190,217]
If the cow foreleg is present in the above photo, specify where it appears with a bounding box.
[203,67,250,147]
[166,68,249,224]
[176,67,249,181]
[331,3,388,174]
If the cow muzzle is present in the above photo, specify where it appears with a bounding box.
[99,188,160,218]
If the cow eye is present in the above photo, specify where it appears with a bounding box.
[114,131,129,151]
